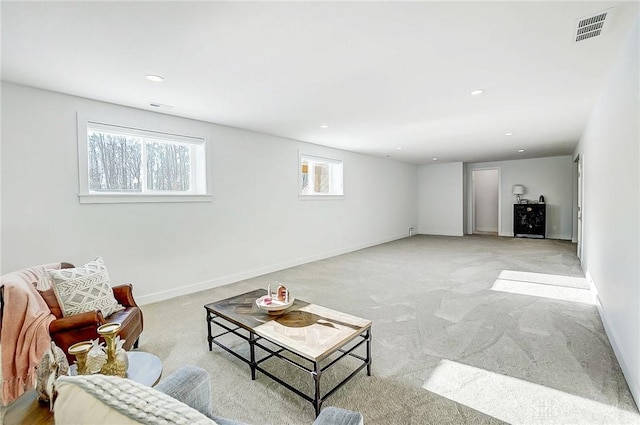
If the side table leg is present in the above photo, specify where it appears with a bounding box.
[312,361,322,417]
[249,332,257,380]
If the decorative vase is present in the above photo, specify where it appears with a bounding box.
[277,284,288,301]
[85,338,107,374]
[115,336,129,373]
[68,340,93,375]
[37,341,70,410]
[97,323,127,377]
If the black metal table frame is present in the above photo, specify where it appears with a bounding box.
[206,310,372,416]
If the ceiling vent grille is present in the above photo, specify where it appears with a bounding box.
[149,102,174,110]
[574,9,612,42]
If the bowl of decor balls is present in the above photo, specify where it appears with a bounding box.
[256,284,293,314]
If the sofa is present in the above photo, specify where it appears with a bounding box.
[54,365,365,425]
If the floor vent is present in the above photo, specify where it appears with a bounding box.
[575,9,612,42]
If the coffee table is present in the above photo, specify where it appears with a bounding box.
[204,289,372,416]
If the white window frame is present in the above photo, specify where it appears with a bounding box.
[77,114,212,204]
[298,153,345,199]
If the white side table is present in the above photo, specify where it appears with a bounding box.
[70,351,163,386]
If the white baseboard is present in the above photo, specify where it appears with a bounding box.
[418,231,464,237]
[546,233,572,240]
[137,233,409,305]
[586,271,640,407]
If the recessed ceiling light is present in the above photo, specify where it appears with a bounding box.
[145,74,164,82]
[396,147,402,150]
[432,157,438,161]
[505,132,513,136]
[470,89,484,96]
[518,149,526,153]
[320,124,329,129]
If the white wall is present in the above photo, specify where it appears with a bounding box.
[472,169,499,233]
[466,156,573,239]
[0,83,418,304]
[573,17,639,406]
[417,162,463,236]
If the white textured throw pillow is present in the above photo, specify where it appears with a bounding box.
[48,257,124,317]
[54,374,218,425]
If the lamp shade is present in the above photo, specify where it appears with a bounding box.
[512,185,525,195]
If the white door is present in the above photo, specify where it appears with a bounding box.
[472,169,500,234]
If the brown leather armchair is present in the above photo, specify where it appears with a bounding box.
[40,263,144,362]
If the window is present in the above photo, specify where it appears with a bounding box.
[78,118,210,203]
[299,154,344,197]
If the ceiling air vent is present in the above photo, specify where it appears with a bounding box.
[574,8,613,43]
[149,102,174,110]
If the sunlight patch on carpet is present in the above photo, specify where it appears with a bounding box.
[498,270,588,289]
[491,270,594,305]
[423,359,639,425]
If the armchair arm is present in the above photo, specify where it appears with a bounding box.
[112,284,138,307]
[49,310,105,334]
[313,407,364,425]
[155,365,213,418]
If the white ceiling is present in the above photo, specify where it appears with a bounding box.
[2,1,638,164]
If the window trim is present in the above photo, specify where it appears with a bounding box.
[78,193,213,204]
[298,152,345,199]
[77,113,212,204]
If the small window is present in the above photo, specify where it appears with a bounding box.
[78,119,210,203]
[299,154,344,197]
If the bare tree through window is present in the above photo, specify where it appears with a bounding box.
[87,128,196,194]
[146,142,191,191]
[88,131,141,192]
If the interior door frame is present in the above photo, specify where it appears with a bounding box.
[470,167,501,235]
[576,155,584,260]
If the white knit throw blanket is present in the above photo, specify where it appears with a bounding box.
[55,374,217,425]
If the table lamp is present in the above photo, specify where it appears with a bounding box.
[512,185,525,204]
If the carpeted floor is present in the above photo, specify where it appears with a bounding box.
[140,235,638,424]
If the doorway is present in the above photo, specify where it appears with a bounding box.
[576,155,583,259]
[472,169,500,235]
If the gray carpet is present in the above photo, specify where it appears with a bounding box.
[140,235,638,424]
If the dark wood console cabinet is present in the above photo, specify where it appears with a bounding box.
[514,204,546,238]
